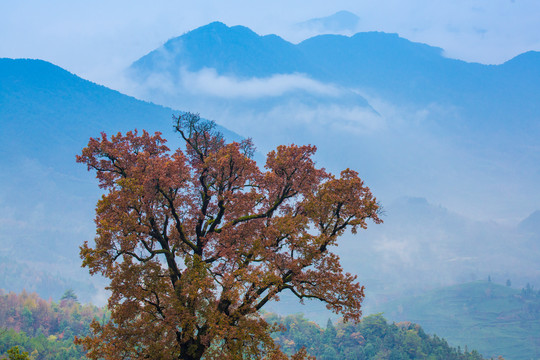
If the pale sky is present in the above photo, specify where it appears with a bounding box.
[2,0,540,88]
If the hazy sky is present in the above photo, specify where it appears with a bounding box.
[2,0,540,87]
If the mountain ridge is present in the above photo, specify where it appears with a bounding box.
[126,22,540,139]
[1,58,240,160]
[131,21,316,79]
[130,22,540,114]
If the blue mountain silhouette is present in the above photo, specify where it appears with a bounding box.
[130,22,540,134]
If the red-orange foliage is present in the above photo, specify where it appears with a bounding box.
[75,113,381,360]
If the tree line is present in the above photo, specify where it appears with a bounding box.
[0,290,107,359]
[269,312,490,360]
[0,290,501,360]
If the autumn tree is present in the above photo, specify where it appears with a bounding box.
[5,346,30,360]
[75,113,381,360]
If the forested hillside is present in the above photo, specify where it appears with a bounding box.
[269,312,489,360]
[0,290,107,359]
[0,291,493,360]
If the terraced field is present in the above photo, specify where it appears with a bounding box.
[375,281,540,360]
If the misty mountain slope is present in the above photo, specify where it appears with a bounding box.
[374,281,540,360]
[326,40,538,138]
[492,51,540,125]
[337,197,540,299]
[2,59,170,167]
[297,32,540,134]
[0,58,239,303]
[519,210,540,235]
[296,32,493,109]
[1,58,238,163]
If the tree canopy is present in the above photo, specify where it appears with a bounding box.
[75,113,381,359]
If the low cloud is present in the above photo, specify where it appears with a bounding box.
[373,235,418,266]
[123,68,385,140]
[178,68,343,99]
[255,102,386,134]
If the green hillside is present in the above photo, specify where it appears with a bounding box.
[374,281,540,360]
[269,312,487,360]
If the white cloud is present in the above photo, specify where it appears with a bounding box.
[265,102,385,134]
[373,235,418,266]
[178,68,342,99]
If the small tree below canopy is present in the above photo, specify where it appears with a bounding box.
[75,113,381,360]
[60,288,78,303]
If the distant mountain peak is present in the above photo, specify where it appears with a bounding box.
[130,22,310,79]
[202,20,228,29]
[297,10,360,34]
[187,21,257,37]
[518,210,540,233]
[162,21,260,49]
[503,50,540,64]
